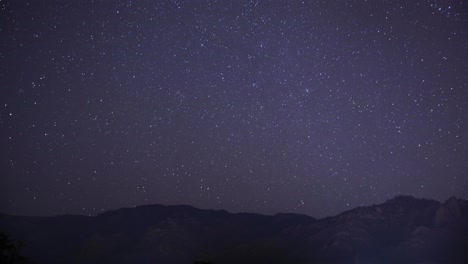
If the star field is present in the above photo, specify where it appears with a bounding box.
[1,0,468,218]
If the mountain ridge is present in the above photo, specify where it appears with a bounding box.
[1,195,467,264]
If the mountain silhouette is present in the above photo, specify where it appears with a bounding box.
[1,196,467,264]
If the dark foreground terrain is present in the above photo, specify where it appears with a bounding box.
[1,195,467,264]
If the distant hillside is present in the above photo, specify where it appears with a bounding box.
[1,196,467,264]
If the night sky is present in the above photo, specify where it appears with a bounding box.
[1,0,468,218]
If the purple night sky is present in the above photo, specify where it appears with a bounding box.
[1,0,467,218]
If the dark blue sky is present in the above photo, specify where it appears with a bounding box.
[1,0,467,218]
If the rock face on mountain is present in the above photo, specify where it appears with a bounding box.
[1,196,467,264]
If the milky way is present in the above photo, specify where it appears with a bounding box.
[1,0,467,218]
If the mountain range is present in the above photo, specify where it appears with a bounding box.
[1,195,467,264]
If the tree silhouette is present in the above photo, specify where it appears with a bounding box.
[0,232,28,264]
